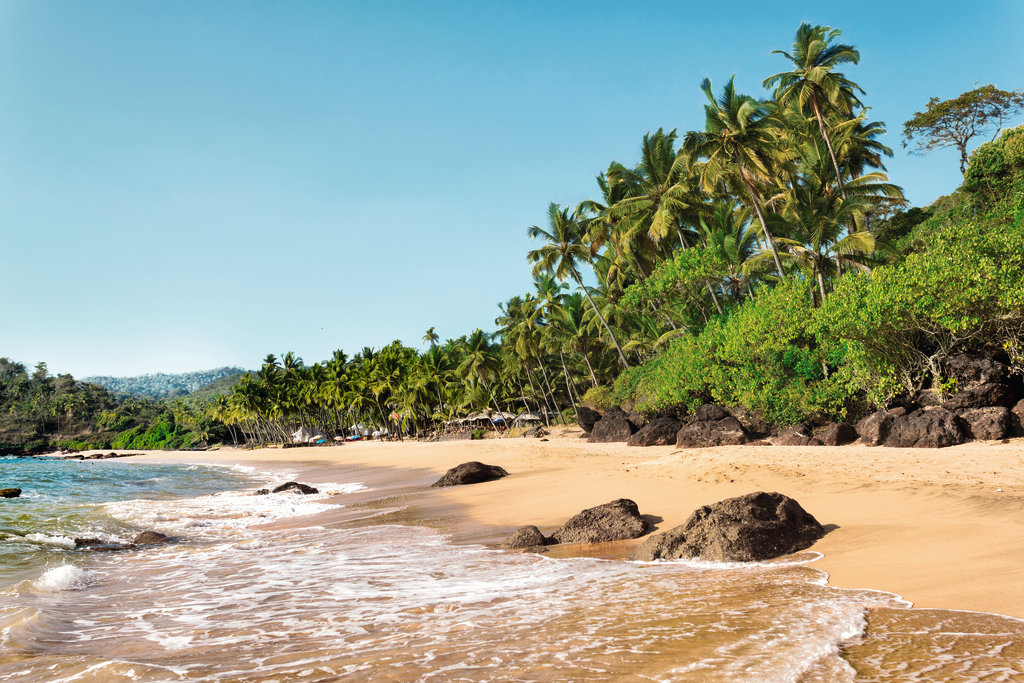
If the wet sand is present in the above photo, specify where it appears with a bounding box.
[114,429,1024,619]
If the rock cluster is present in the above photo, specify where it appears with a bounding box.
[431,462,509,487]
[500,498,648,549]
[633,492,825,562]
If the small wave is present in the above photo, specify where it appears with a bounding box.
[34,565,96,592]
[631,550,824,570]
[22,534,76,549]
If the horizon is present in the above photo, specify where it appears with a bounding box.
[3,1,1022,378]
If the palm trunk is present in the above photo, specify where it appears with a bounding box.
[573,273,629,368]
[811,97,847,200]
[538,361,565,425]
[738,169,786,278]
[559,351,581,422]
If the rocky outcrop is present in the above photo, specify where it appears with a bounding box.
[431,462,509,487]
[132,531,171,545]
[272,481,320,495]
[676,405,748,448]
[626,410,648,429]
[627,417,683,447]
[550,499,647,545]
[772,424,823,447]
[947,354,1010,387]
[589,407,639,443]
[883,408,967,448]
[633,492,825,562]
[943,382,1015,411]
[1013,399,1024,435]
[960,407,1013,441]
[816,423,858,446]
[856,407,906,446]
[576,406,602,433]
[730,408,773,439]
[0,488,21,498]
[502,525,548,549]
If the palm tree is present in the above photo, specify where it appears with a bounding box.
[685,77,787,278]
[527,203,630,368]
[422,326,439,347]
[764,23,863,198]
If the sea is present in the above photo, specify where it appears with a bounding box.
[2,454,1023,682]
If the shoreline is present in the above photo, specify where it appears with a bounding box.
[107,431,1024,620]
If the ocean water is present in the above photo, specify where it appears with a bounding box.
[1,455,1023,681]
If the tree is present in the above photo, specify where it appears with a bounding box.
[422,326,440,347]
[903,85,1024,174]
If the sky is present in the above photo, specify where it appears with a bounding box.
[2,0,1022,378]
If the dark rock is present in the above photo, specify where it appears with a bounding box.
[960,407,1012,441]
[431,462,509,487]
[695,404,730,422]
[772,424,824,447]
[131,531,170,545]
[627,417,683,447]
[944,382,1015,411]
[589,408,638,443]
[253,489,270,496]
[522,426,548,438]
[502,525,549,549]
[0,488,21,498]
[676,415,748,448]
[731,408,773,438]
[271,481,320,495]
[947,354,1010,387]
[626,410,648,429]
[633,491,825,562]
[576,406,603,433]
[856,407,907,446]
[550,498,648,545]
[917,389,943,407]
[74,538,132,551]
[884,408,967,448]
[816,423,858,447]
[1013,399,1024,435]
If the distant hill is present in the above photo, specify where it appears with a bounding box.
[84,367,248,400]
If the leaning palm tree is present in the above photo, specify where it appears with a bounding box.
[527,203,630,368]
[764,23,864,199]
[685,77,787,278]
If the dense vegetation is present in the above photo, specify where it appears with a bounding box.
[83,367,247,400]
[6,23,1022,450]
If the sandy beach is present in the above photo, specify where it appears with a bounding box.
[120,430,1024,620]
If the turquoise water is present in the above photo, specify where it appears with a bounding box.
[0,456,257,588]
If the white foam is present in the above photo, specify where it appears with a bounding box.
[23,534,76,548]
[34,565,96,592]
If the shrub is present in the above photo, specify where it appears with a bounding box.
[470,429,486,440]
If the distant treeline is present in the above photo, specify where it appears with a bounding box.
[83,367,247,400]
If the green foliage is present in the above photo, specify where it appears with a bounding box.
[470,429,486,440]
[963,125,1024,206]
[622,247,727,324]
[580,385,614,410]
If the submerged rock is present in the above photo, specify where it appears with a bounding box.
[271,481,320,495]
[633,491,825,562]
[627,417,682,447]
[502,525,549,549]
[431,462,509,487]
[0,488,21,498]
[550,498,647,545]
[132,531,171,545]
[884,408,968,448]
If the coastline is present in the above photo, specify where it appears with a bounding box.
[110,431,1024,620]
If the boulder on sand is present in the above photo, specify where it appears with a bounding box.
[272,481,320,495]
[633,491,825,562]
[627,417,683,447]
[816,423,858,447]
[0,488,21,499]
[1013,399,1024,435]
[502,525,549,549]
[855,407,906,446]
[883,408,967,448]
[960,407,1013,441]
[676,405,748,448]
[522,426,548,438]
[771,424,823,447]
[550,498,647,545]
[431,461,509,487]
[576,406,602,433]
[589,407,638,443]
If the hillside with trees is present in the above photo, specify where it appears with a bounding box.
[83,367,247,400]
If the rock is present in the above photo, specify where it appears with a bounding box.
[633,491,825,562]
[74,538,132,551]
[744,440,773,447]
[271,481,320,495]
[502,525,549,549]
[589,407,638,443]
[1013,399,1024,435]
[627,417,683,447]
[253,489,270,495]
[0,488,21,498]
[772,424,823,447]
[431,462,509,487]
[883,408,967,448]
[816,423,858,447]
[731,408,773,438]
[944,382,1015,411]
[917,389,943,407]
[856,407,906,446]
[522,426,548,438]
[947,354,1009,387]
[550,498,647,545]
[576,406,602,433]
[960,407,1013,441]
[131,531,170,545]
[676,410,748,448]
[626,410,648,429]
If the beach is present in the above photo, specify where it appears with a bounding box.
[123,430,1024,620]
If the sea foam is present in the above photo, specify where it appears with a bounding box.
[34,565,95,592]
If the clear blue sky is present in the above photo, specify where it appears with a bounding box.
[2,1,1022,377]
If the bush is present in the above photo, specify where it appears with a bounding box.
[470,429,486,440]
[581,385,614,410]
